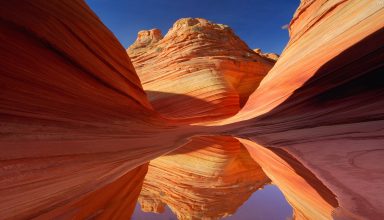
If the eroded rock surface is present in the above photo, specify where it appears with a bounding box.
[221,1,384,219]
[226,0,384,123]
[0,0,383,219]
[253,48,279,61]
[128,18,275,122]
[0,1,194,218]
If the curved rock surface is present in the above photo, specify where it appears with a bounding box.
[224,0,384,124]
[0,0,156,141]
[1,0,384,219]
[128,18,275,122]
[0,1,196,219]
[138,136,270,220]
[221,1,384,219]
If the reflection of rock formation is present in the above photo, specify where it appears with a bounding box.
[240,137,384,220]
[239,138,339,220]
[138,136,270,220]
[128,18,275,122]
[40,164,149,219]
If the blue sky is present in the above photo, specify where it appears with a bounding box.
[86,0,299,54]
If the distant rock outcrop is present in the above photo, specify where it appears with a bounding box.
[128,18,275,122]
[253,48,279,61]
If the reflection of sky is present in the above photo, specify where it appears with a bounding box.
[132,203,176,220]
[224,185,292,220]
[131,185,292,220]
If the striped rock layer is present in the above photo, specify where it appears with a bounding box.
[0,0,383,219]
[0,1,194,219]
[128,18,275,122]
[226,0,384,123]
[222,0,384,219]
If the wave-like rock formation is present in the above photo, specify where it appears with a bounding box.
[222,0,384,219]
[138,136,270,220]
[0,1,195,219]
[127,18,275,122]
[1,0,383,219]
[226,0,384,123]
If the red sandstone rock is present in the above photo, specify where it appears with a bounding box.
[219,1,384,219]
[0,0,155,141]
[128,18,275,122]
[0,1,196,219]
[0,0,383,219]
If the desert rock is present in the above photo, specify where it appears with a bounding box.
[128,18,275,122]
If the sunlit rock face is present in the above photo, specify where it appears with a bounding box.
[127,18,275,122]
[225,0,384,123]
[222,1,384,219]
[138,136,270,220]
[253,48,279,61]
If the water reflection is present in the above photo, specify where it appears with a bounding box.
[132,136,294,220]
[239,138,339,220]
[130,135,366,219]
[133,185,292,220]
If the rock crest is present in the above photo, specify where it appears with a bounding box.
[128,18,275,122]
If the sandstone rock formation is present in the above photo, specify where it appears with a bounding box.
[138,136,270,220]
[224,0,384,123]
[220,0,384,219]
[253,48,279,61]
[0,1,195,219]
[1,0,383,219]
[128,18,275,122]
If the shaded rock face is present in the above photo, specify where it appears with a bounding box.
[0,1,196,219]
[128,18,275,122]
[0,0,157,141]
[138,136,270,220]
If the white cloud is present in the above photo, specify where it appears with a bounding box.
[281,24,289,30]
